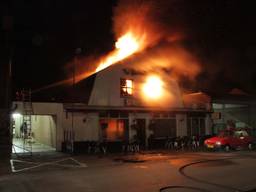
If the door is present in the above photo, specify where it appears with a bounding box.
[136,119,146,148]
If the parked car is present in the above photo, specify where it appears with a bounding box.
[204,129,256,151]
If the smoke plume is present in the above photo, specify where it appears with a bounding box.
[66,0,201,87]
[112,0,200,81]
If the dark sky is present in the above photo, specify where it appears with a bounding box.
[1,0,256,94]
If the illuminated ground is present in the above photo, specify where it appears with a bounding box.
[12,138,55,154]
[1,150,256,192]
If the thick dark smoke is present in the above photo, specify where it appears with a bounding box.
[112,0,201,83]
[113,0,185,49]
[113,0,256,94]
[66,0,201,85]
[65,0,256,94]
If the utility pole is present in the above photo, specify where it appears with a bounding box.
[69,48,81,153]
[0,13,13,173]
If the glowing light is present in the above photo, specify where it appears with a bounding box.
[96,32,140,72]
[12,113,21,118]
[121,79,133,96]
[125,79,133,95]
[143,75,163,99]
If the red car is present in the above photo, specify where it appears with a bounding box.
[204,129,256,151]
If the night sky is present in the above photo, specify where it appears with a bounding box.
[1,0,256,94]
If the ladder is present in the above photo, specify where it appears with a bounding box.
[21,89,33,154]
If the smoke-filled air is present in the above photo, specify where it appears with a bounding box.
[67,0,201,85]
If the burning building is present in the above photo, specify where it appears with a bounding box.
[10,0,256,154]
[12,57,212,153]
[11,0,213,153]
[11,34,210,154]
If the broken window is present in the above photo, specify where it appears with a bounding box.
[120,79,133,97]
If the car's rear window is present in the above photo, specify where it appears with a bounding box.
[234,130,248,137]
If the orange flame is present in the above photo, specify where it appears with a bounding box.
[96,32,144,72]
[142,75,164,99]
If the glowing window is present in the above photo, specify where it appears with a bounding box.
[100,119,125,141]
[120,79,133,97]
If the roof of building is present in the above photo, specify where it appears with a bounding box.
[31,73,96,103]
[184,89,256,105]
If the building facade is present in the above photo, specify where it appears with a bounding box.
[12,63,212,152]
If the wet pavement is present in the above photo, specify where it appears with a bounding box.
[1,150,256,192]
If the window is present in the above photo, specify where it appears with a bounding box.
[234,130,248,137]
[153,119,176,138]
[100,119,128,141]
[187,116,206,136]
[187,117,202,136]
[120,79,133,97]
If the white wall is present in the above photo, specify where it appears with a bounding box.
[32,115,56,148]
[89,63,184,108]
[62,112,99,141]
[13,101,101,149]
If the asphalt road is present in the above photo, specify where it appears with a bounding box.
[1,151,256,192]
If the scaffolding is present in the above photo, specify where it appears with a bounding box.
[22,89,33,154]
[12,89,34,155]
